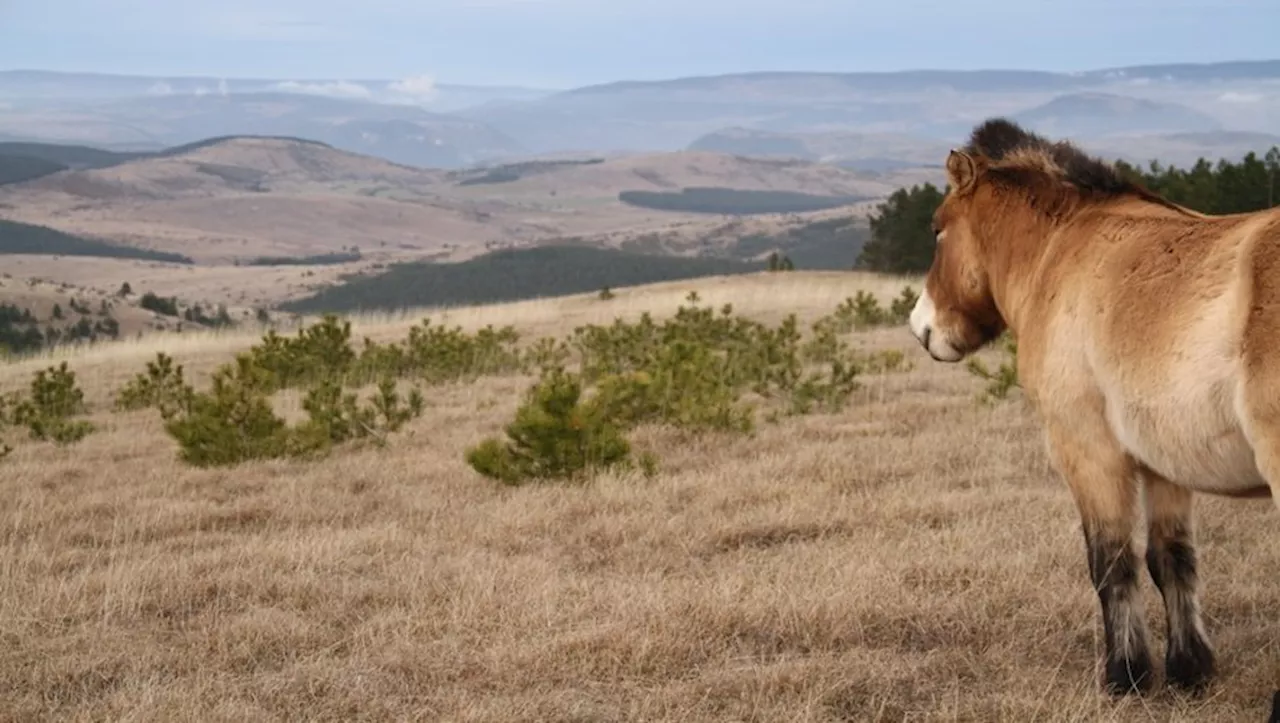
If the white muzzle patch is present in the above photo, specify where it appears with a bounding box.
[909,288,962,362]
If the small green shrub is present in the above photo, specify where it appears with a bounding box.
[130,314,499,467]
[368,376,426,434]
[863,348,911,374]
[184,303,235,328]
[589,345,755,433]
[163,356,292,467]
[466,368,633,485]
[244,314,358,391]
[966,332,1019,403]
[10,362,95,444]
[520,336,573,375]
[162,356,425,468]
[468,295,916,484]
[0,393,15,460]
[290,376,424,455]
[822,286,918,332]
[140,292,180,317]
[398,321,524,384]
[889,286,919,323]
[114,352,194,418]
[349,320,525,386]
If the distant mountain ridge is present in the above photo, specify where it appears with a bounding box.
[1012,92,1222,136]
[4,59,1279,167]
[0,90,527,169]
[554,59,1280,96]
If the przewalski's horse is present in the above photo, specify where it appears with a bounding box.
[908,118,1280,700]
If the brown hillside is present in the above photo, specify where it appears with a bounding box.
[441,150,916,202]
[0,255,351,310]
[0,275,196,341]
[0,140,930,266]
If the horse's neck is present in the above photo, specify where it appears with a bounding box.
[982,206,1064,338]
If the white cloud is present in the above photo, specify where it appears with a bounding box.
[386,74,438,102]
[147,81,174,95]
[273,80,372,98]
[1219,91,1264,103]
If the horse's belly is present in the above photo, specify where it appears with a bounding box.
[1106,384,1265,493]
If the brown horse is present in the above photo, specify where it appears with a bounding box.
[908,118,1280,701]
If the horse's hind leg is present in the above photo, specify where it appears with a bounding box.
[1044,417,1154,695]
[1140,469,1216,691]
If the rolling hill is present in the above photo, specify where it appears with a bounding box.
[0,91,528,169]
[687,128,951,171]
[0,273,216,350]
[0,136,910,308]
[444,150,909,199]
[1011,92,1222,137]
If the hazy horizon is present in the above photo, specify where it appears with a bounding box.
[3,0,1279,89]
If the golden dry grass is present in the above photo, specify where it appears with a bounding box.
[3,271,1280,722]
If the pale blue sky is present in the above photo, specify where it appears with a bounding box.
[2,0,1277,88]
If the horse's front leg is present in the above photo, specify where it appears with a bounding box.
[1045,416,1154,695]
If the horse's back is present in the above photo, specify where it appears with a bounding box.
[1037,205,1280,495]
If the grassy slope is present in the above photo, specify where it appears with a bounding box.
[2,271,1278,721]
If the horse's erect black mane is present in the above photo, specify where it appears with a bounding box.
[963,118,1141,199]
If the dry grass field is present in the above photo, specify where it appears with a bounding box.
[3,272,1280,722]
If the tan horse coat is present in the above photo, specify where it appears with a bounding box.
[908,118,1280,700]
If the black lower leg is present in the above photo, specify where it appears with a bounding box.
[1085,525,1154,695]
[1146,521,1216,692]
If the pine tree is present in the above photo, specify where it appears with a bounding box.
[855,183,944,274]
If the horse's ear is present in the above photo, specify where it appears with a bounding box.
[946,149,980,192]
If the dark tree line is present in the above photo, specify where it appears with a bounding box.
[0,219,193,264]
[1114,148,1280,214]
[0,301,122,357]
[236,250,362,267]
[280,245,766,314]
[856,147,1280,274]
[619,187,868,215]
